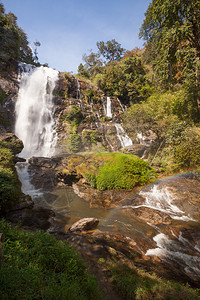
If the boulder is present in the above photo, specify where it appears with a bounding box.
[68,217,99,232]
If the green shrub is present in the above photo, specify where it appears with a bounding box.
[0,220,101,300]
[0,148,21,210]
[86,153,157,190]
[0,91,7,104]
[82,130,100,148]
[173,127,200,168]
[70,132,82,153]
[64,105,84,126]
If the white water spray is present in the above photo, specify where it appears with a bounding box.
[129,185,193,221]
[146,233,200,279]
[106,96,112,118]
[115,123,133,148]
[15,66,59,159]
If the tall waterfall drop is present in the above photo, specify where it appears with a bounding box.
[15,66,59,159]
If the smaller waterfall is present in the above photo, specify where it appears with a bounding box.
[125,185,194,221]
[137,133,145,145]
[115,123,133,148]
[146,233,200,279]
[117,98,125,112]
[76,79,83,107]
[16,162,42,198]
[106,97,112,118]
[15,66,59,159]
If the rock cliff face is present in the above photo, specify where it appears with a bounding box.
[0,72,19,133]
[53,72,135,154]
[0,69,148,156]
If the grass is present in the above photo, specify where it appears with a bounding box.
[0,220,101,300]
[110,264,200,300]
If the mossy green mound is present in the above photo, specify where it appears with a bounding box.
[85,153,157,190]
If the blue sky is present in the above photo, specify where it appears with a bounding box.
[3,0,151,72]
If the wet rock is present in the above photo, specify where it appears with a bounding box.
[68,217,99,232]
[28,156,63,190]
[132,207,172,225]
[6,207,55,231]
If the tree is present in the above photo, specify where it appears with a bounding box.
[0,2,34,71]
[81,50,103,76]
[140,0,200,111]
[97,39,126,62]
[33,40,41,64]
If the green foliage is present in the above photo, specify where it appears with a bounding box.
[96,39,126,62]
[64,105,84,127]
[111,264,200,300]
[85,153,157,190]
[172,127,200,168]
[82,130,100,148]
[81,50,103,77]
[95,54,149,104]
[0,135,23,155]
[0,220,101,299]
[69,132,82,153]
[0,90,7,103]
[0,2,34,71]
[140,0,200,105]
[124,91,179,139]
[0,147,21,210]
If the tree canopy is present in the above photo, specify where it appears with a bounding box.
[0,2,34,71]
[140,0,200,109]
[96,39,126,62]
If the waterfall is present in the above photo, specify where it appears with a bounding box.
[15,66,59,159]
[117,97,125,112]
[146,233,200,279]
[115,123,133,148]
[124,185,194,221]
[106,96,112,118]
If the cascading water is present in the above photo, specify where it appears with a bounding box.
[124,185,193,221]
[115,123,133,148]
[106,96,112,118]
[15,66,59,159]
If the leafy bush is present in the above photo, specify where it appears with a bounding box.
[172,127,200,168]
[0,220,101,300]
[0,148,21,210]
[86,153,157,190]
[64,105,84,126]
[82,130,100,148]
[0,91,7,104]
[70,132,82,153]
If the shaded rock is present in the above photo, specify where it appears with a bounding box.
[28,156,63,190]
[9,194,33,211]
[6,207,55,231]
[122,144,148,157]
[0,133,23,155]
[0,233,3,269]
[68,217,99,232]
